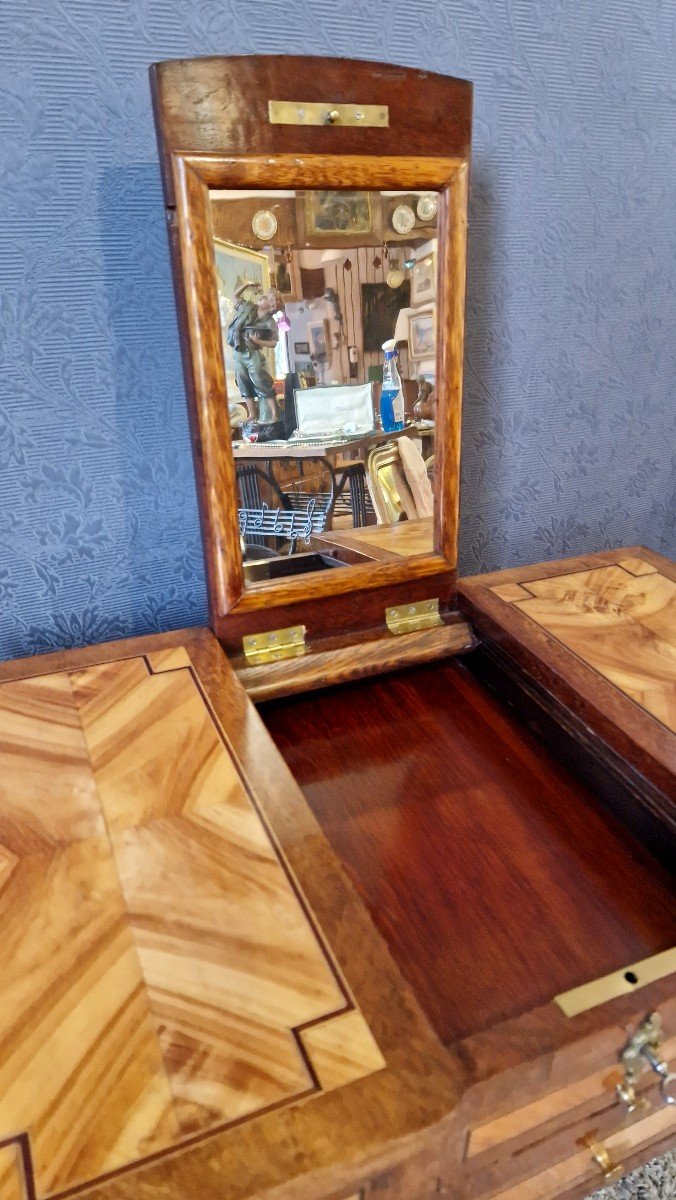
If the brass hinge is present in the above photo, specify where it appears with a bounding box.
[242,625,306,666]
[268,100,389,127]
[386,599,443,635]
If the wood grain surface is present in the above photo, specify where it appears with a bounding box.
[1,627,674,1200]
[236,619,474,702]
[313,517,434,563]
[262,644,676,1196]
[150,56,472,206]
[487,1104,676,1200]
[490,560,676,732]
[213,562,458,654]
[0,628,465,1200]
[263,657,676,1046]
[465,1033,676,1159]
[458,546,676,806]
[0,645,392,1198]
[0,1143,26,1200]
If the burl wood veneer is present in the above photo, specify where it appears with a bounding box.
[458,547,676,852]
[489,557,675,732]
[0,630,458,1200]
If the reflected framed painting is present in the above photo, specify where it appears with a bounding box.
[411,252,436,305]
[362,280,411,352]
[409,310,436,359]
[308,319,332,364]
[297,190,383,246]
[416,356,436,384]
[274,252,302,302]
[305,191,371,235]
[213,239,272,395]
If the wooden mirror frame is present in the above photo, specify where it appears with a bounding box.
[151,57,472,652]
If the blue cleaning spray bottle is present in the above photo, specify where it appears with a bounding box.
[380,338,405,432]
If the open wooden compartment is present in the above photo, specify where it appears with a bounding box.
[148,54,676,1200]
[1,623,672,1200]
[253,571,675,1200]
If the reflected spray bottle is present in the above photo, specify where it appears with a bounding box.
[380,338,405,433]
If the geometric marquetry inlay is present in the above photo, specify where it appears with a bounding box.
[491,562,676,733]
[0,652,385,1199]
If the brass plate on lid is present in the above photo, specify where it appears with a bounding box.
[268,100,389,127]
[554,947,676,1017]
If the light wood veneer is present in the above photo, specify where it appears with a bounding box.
[313,517,434,563]
[0,645,388,1199]
[458,547,676,835]
[0,622,674,1200]
[489,559,675,732]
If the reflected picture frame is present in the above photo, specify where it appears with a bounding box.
[305,191,372,236]
[410,252,437,305]
[409,311,436,359]
[296,190,384,248]
[274,251,302,301]
[213,238,272,396]
[308,319,332,365]
[416,357,436,384]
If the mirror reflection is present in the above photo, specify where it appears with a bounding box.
[209,189,439,585]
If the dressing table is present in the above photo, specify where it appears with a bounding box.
[0,54,673,1200]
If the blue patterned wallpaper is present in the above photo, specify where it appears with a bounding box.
[1,2,674,659]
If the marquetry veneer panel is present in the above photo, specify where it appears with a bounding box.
[0,1144,25,1200]
[490,560,676,733]
[0,653,384,1199]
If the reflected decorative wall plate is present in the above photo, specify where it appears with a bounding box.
[391,203,416,235]
[251,209,278,240]
[416,193,438,222]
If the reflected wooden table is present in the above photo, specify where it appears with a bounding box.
[232,426,434,529]
[313,516,434,563]
[231,428,415,463]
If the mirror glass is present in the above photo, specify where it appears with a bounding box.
[209,188,439,585]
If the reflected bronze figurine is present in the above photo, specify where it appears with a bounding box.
[413,375,435,421]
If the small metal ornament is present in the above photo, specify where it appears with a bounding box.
[617,1011,676,1110]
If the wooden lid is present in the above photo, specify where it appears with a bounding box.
[0,629,459,1200]
[151,55,472,204]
